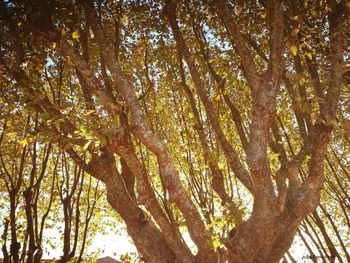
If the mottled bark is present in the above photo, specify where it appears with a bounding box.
[82,1,215,261]
[0,0,347,262]
[89,149,177,263]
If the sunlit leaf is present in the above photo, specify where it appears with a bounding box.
[290,45,298,56]
[72,30,80,39]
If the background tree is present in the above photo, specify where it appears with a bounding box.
[0,59,112,263]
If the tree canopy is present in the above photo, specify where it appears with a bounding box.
[0,0,349,262]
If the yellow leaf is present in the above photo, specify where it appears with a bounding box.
[35,63,44,73]
[72,30,80,39]
[260,37,268,44]
[325,5,332,13]
[260,11,266,19]
[120,15,128,25]
[299,77,306,86]
[155,104,163,112]
[7,132,17,140]
[291,28,300,37]
[290,45,298,56]
[305,52,313,60]
[84,110,96,116]
[82,140,92,151]
[18,138,28,149]
[67,39,74,46]
[214,95,221,102]
[218,162,225,170]
[213,238,221,250]
[311,11,319,18]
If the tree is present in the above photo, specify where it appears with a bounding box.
[0,0,349,262]
[0,101,106,262]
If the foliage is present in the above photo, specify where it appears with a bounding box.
[0,0,349,262]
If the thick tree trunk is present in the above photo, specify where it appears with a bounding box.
[0,0,347,262]
[89,151,177,263]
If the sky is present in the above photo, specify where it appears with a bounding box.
[41,222,309,262]
[0,214,323,262]
[39,222,137,261]
[88,232,137,259]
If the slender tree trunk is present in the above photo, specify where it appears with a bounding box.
[9,193,20,263]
